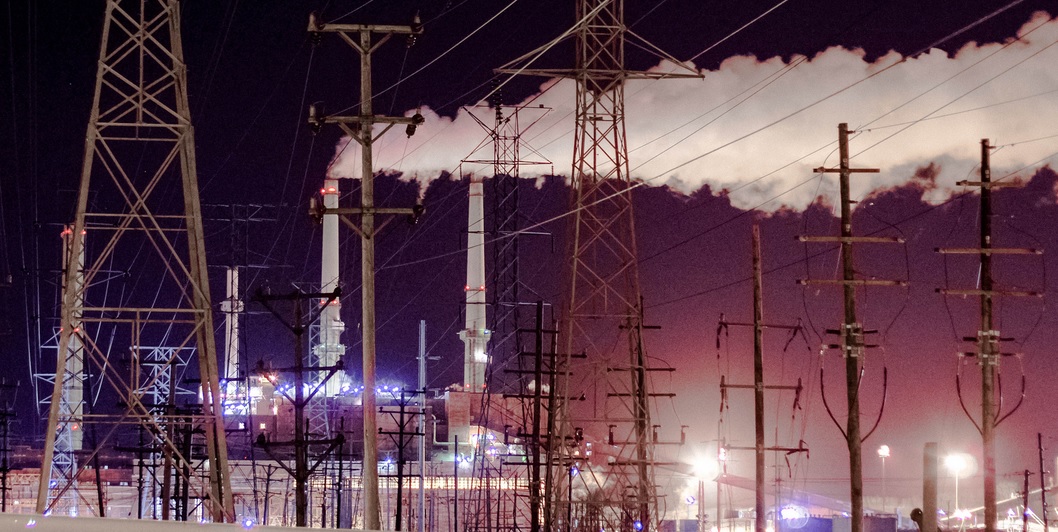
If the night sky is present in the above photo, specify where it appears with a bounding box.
[3,0,1058,518]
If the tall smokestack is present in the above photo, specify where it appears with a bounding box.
[318,178,346,396]
[221,266,244,401]
[459,176,490,391]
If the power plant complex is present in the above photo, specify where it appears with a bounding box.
[2,1,1056,532]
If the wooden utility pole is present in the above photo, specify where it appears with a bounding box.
[252,288,345,527]
[307,15,424,529]
[753,225,766,532]
[1040,433,1049,532]
[937,139,1041,532]
[498,301,564,532]
[529,302,547,532]
[838,124,866,532]
[803,123,904,532]
[0,380,13,513]
[1023,470,1032,532]
[380,389,424,531]
[980,141,999,532]
[718,224,807,532]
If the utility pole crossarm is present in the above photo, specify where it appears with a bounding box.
[799,236,904,244]
[607,393,677,397]
[720,383,802,391]
[497,68,703,82]
[813,167,879,174]
[319,207,419,216]
[313,114,423,125]
[307,106,424,146]
[719,320,803,330]
[309,12,423,36]
[725,445,809,453]
[956,179,1021,188]
[937,288,1042,297]
[937,247,1041,255]
[798,279,908,287]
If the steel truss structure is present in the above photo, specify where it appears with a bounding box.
[456,101,551,532]
[498,2,699,530]
[36,0,233,521]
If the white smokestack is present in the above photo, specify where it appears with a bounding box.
[459,175,490,391]
[317,179,346,397]
[221,266,244,397]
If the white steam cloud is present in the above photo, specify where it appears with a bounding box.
[329,11,1058,211]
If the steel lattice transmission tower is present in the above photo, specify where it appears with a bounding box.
[459,100,552,532]
[500,2,698,530]
[36,0,234,521]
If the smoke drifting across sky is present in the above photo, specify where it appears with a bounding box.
[328,11,1058,212]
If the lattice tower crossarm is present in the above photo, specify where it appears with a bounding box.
[36,0,233,521]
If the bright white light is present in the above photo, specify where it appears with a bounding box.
[945,454,969,476]
[692,456,720,480]
[878,445,890,458]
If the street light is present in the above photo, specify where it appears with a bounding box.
[692,457,721,532]
[878,445,890,513]
[945,454,969,513]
